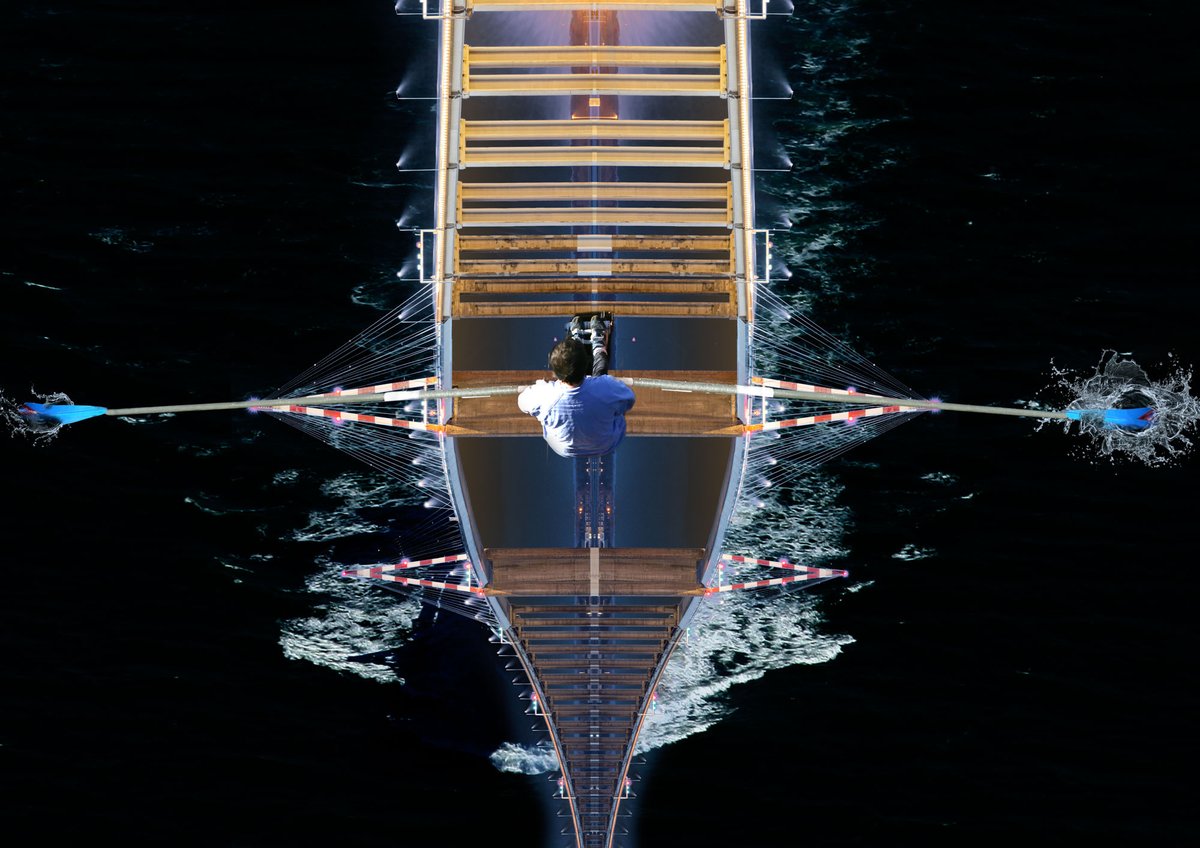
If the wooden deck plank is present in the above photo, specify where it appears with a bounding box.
[465,47,722,70]
[488,546,702,595]
[515,617,676,627]
[457,234,732,252]
[453,300,736,317]
[465,74,724,98]
[458,208,730,227]
[459,182,728,202]
[456,258,731,276]
[454,276,734,293]
[462,123,726,144]
[527,649,658,659]
[451,369,737,435]
[461,145,726,167]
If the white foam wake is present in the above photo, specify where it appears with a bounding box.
[489,741,561,775]
[279,561,421,684]
[490,470,854,774]
[638,593,852,754]
[279,471,426,683]
[489,595,852,775]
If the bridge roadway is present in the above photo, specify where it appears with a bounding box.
[426,3,759,846]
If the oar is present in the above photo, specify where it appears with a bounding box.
[625,378,1159,430]
[17,385,527,429]
[19,379,1157,431]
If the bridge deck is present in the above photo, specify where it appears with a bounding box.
[462,120,727,142]
[431,2,757,846]
[465,45,724,68]
[466,0,724,12]
[451,370,736,435]
[488,547,703,595]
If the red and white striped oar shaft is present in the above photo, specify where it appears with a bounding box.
[342,571,485,595]
[284,404,447,433]
[342,566,396,578]
[743,404,917,433]
[702,571,847,596]
[720,554,848,577]
[341,554,469,578]
[720,555,848,579]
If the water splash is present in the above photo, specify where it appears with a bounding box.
[2,389,71,443]
[1042,351,1199,466]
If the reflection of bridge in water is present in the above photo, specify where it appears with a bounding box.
[413,3,789,846]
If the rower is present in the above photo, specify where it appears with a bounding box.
[517,314,635,458]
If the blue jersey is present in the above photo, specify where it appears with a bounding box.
[517,375,636,458]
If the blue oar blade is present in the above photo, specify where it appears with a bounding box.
[22,402,108,426]
[1104,407,1155,429]
[1064,407,1154,430]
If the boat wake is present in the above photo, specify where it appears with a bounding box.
[280,559,422,684]
[640,592,853,754]
[278,470,448,683]
[490,593,853,776]
[762,0,901,314]
[491,473,855,775]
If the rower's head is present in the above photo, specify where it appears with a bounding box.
[550,338,590,386]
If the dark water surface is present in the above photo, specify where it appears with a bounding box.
[3,1,1196,845]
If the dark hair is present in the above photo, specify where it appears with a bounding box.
[549,338,590,385]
